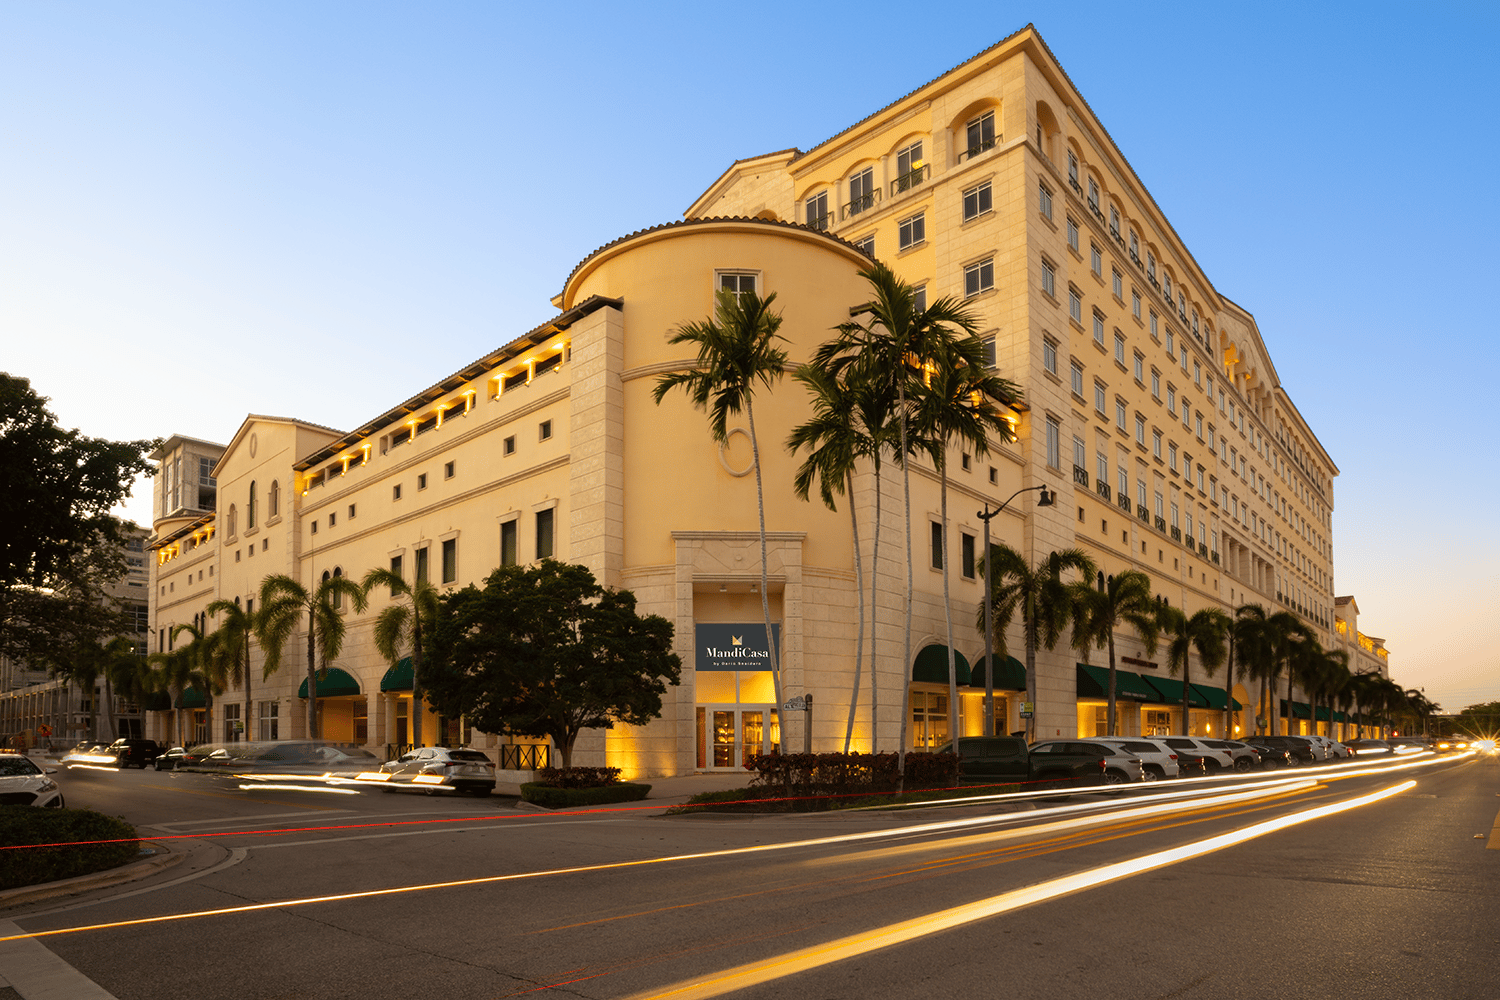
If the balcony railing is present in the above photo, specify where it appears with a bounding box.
[1069,177,1082,195]
[1198,542,1209,557]
[1170,526,1182,542]
[1072,465,1090,487]
[1095,481,1112,501]
[842,191,880,219]
[496,743,550,770]
[807,212,833,232]
[1155,516,1167,533]
[1211,551,1220,564]
[890,164,929,196]
[1137,504,1150,522]
[1117,492,1131,511]
[958,137,998,163]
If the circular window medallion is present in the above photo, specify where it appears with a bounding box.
[717,427,755,478]
[248,432,258,459]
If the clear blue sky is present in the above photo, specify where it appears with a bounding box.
[3,2,1495,713]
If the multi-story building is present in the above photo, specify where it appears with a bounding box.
[140,25,1393,773]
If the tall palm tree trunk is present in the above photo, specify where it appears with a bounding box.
[868,463,883,751]
[1106,632,1119,736]
[1181,656,1192,735]
[1222,640,1235,739]
[411,612,424,749]
[745,399,783,733]
[941,465,960,748]
[243,637,252,742]
[306,612,319,740]
[896,380,914,780]
[843,469,864,753]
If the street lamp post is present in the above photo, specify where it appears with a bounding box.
[978,485,1054,738]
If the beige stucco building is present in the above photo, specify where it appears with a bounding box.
[144,26,1397,775]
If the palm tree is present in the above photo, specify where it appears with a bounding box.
[910,336,1021,747]
[206,598,262,742]
[95,636,144,741]
[653,287,790,716]
[361,567,441,750]
[788,362,873,751]
[147,626,216,747]
[1159,606,1231,735]
[1405,688,1439,737]
[1070,570,1159,736]
[257,573,368,740]
[813,262,983,752]
[1235,605,1308,735]
[976,545,1097,741]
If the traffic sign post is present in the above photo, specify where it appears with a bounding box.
[782,693,813,753]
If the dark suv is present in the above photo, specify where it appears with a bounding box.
[105,738,163,769]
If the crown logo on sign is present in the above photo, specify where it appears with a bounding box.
[731,636,742,646]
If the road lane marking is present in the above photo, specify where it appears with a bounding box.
[1488,804,1500,850]
[151,810,356,833]
[620,780,1417,1000]
[0,919,119,998]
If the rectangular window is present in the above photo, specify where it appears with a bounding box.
[1112,269,1123,299]
[444,461,455,479]
[898,212,925,251]
[965,258,994,297]
[539,420,553,441]
[328,511,336,527]
[1115,399,1127,430]
[965,111,996,158]
[1195,413,1204,439]
[1151,370,1160,398]
[1094,382,1106,414]
[417,473,428,490]
[1093,312,1104,344]
[1091,244,1102,276]
[388,555,403,594]
[1133,353,1144,383]
[310,520,318,535]
[1041,260,1056,297]
[1119,466,1129,499]
[1096,451,1108,485]
[1087,178,1099,211]
[847,167,875,216]
[1169,443,1178,471]
[913,285,926,312]
[500,520,518,566]
[1069,288,1082,324]
[503,435,516,456]
[1073,436,1086,472]
[1046,416,1060,469]
[258,701,279,741]
[961,532,976,580]
[1043,339,1058,375]
[930,521,944,570]
[1135,415,1146,445]
[1132,291,1141,318]
[962,181,992,222]
[895,141,923,189]
[718,271,758,295]
[536,508,555,559]
[804,190,829,230]
[1068,151,1079,186]
[1070,361,1084,397]
[981,335,996,369]
[414,546,429,584]
[1113,333,1125,363]
[1150,311,1159,339]
[348,503,356,519]
[441,538,457,584]
[1066,216,1079,252]
[1168,386,1177,415]
[1152,430,1162,458]
[1038,181,1053,221]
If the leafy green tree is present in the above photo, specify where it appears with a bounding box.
[256,573,368,740]
[911,337,1021,746]
[147,623,218,747]
[426,561,681,768]
[0,373,155,664]
[976,545,1097,741]
[1070,570,1159,736]
[206,598,263,742]
[99,636,151,741]
[653,288,788,714]
[1159,606,1231,733]
[360,567,440,749]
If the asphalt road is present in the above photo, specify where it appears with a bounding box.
[2,753,1497,1000]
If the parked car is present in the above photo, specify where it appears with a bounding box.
[0,753,65,807]
[933,736,1108,792]
[1245,735,1317,765]
[1031,740,1144,784]
[103,738,162,769]
[1158,736,1235,772]
[1199,739,1260,772]
[1095,738,1180,781]
[377,747,496,795]
[1242,742,1295,768]
[153,747,190,770]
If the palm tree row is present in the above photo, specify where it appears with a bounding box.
[140,568,436,746]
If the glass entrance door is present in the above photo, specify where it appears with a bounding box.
[701,706,776,769]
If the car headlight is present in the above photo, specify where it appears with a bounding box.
[39,779,57,792]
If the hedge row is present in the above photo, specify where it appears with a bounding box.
[519,782,651,808]
[534,766,623,788]
[743,751,960,794]
[0,807,139,891]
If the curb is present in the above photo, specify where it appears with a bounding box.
[0,840,181,911]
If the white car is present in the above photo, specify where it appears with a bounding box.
[0,753,65,807]
[1096,738,1181,781]
[1158,736,1236,772]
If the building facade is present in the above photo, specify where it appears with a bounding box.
[142,26,1395,774]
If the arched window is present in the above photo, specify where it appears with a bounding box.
[330,567,344,609]
[228,504,237,537]
[247,481,258,529]
[268,480,280,518]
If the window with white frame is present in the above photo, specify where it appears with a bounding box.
[895,141,924,190]
[1166,329,1174,357]
[898,212,925,251]
[965,111,996,157]
[804,190,830,230]
[1167,386,1177,415]
[1039,181,1053,221]
[1071,290,1084,322]
[1073,436,1086,473]
[1133,353,1144,383]
[1150,311,1159,338]
[1118,466,1129,499]
[1113,333,1125,364]
[1112,269,1123,299]
[1087,177,1099,211]
[1097,450,1108,484]
[964,258,994,297]
[848,167,875,216]
[1135,415,1146,444]
[1068,151,1079,186]
[1094,381,1106,414]
[1116,399,1127,430]
[718,271,758,295]
[1093,311,1104,344]
[1070,360,1084,397]
[1151,370,1160,398]
[1091,244,1102,276]
[1168,442,1178,471]
[1041,259,1056,297]
[1046,416,1060,469]
[854,234,875,256]
[1067,217,1079,252]
[963,181,993,223]
[1132,290,1141,318]
[1152,430,1162,458]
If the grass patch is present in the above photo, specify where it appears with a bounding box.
[0,807,139,891]
[519,782,652,809]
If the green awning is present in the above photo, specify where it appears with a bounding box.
[1315,705,1332,721]
[143,691,172,711]
[298,667,361,699]
[912,645,971,686]
[1076,664,1157,702]
[1332,710,1346,722]
[970,654,1027,691]
[1140,675,1212,708]
[1191,684,1243,712]
[175,687,205,709]
[381,657,414,692]
[1280,699,1312,720]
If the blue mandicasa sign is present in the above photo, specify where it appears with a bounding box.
[695,622,781,672]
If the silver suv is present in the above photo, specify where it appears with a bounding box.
[1096,738,1181,781]
[1158,736,1237,773]
[1032,740,1145,784]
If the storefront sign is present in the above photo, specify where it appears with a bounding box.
[695,622,781,672]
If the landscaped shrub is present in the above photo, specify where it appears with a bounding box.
[0,807,139,891]
[534,766,622,788]
[519,782,651,808]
